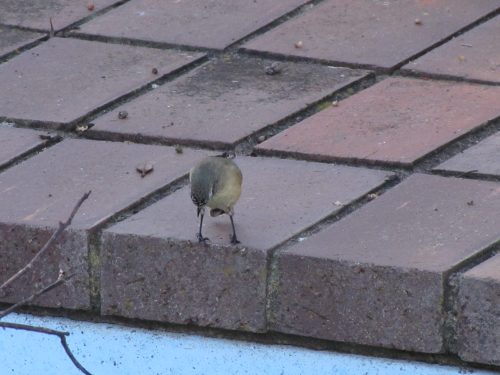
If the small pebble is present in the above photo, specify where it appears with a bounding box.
[175,145,183,154]
[152,67,158,75]
[87,1,95,11]
[257,135,266,143]
[118,111,128,119]
[414,18,422,25]
[331,100,339,107]
[294,41,303,48]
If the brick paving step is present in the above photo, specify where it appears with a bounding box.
[101,157,390,332]
[403,15,500,84]
[457,254,500,366]
[0,127,47,168]
[242,0,500,69]
[257,77,500,166]
[0,0,121,31]
[90,55,369,147]
[0,139,206,309]
[270,174,500,353]
[0,37,204,125]
[79,0,308,50]
[0,28,44,59]
[435,132,500,178]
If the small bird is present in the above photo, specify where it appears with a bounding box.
[189,154,243,244]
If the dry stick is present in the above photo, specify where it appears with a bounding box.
[0,190,91,292]
[0,321,92,375]
[0,272,73,319]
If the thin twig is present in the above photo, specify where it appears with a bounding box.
[49,18,54,37]
[0,191,91,292]
[0,321,92,375]
[0,272,74,319]
[0,321,69,336]
[60,335,93,375]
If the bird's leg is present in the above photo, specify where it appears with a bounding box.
[197,210,209,243]
[229,214,240,244]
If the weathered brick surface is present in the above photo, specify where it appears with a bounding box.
[0,127,47,168]
[101,157,390,331]
[0,225,90,310]
[271,174,500,352]
[242,0,499,69]
[0,0,120,31]
[0,28,44,58]
[79,0,307,49]
[0,139,206,309]
[403,16,500,84]
[90,55,369,146]
[0,37,204,124]
[435,133,500,178]
[257,78,500,166]
[457,254,500,366]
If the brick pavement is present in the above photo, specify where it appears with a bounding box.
[0,0,499,368]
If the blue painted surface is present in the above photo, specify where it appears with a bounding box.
[0,313,494,375]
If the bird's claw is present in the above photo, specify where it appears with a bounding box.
[197,233,210,243]
[230,235,240,245]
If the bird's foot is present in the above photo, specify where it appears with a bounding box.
[197,233,210,243]
[230,235,240,245]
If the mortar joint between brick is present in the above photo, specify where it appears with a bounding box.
[54,0,135,37]
[390,7,500,74]
[223,0,329,53]
[262,175,402,329]
[87,230,102,313]
[441,240,500,354]
[240,73,379,156]
[67,55,210,130]
[412,117,500,174]
[395,69,500,87]
[0,131,63,175]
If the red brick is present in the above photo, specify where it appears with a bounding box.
[0,0,121,31]
[257,78,500,166]
[79,0,307,49]
[0,37,203,124]
[403,16,500,83]
[272,174,500,352]
[458,254,500,366]
[101,157,390,331]
[0,127,47,168]
[0,139,206,309]
[435,133,500,177]
[90,55,369,147]
[242,0,499,69]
